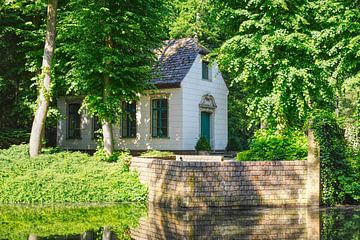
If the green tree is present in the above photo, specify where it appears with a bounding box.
[57,0,166,156]
[0,0,46,130]
[211,0,359,204]
[214,0,334,130]
[29,0,58,157]
[168,0,224,48]
[313,0,360,147]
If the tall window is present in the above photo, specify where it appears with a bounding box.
[92,116,101,139]
[202,61,209,80]
[122,102,137,138]
[67,103,81,139]
[152,99,168,137]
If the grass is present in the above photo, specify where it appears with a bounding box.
[0,145,147,204]
[139,149,175,159]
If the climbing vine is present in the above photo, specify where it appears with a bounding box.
[311,110,359,205]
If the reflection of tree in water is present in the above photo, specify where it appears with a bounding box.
[0,204,358,239]
[320,206,360,240]
[0,204,145,240]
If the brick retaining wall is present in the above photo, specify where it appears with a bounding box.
[130,158,308,207]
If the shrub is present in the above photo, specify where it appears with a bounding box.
[195,137,212,151]
[0,128,30,149]
[236,150,255,161]
[0,145,147,203]
[236,128,307,161]
[140,150,175,159]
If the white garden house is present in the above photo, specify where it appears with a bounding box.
[57,38,228,153]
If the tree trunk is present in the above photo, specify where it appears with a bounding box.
[102,120,114,156]
[29,0,58,157]
[102,76,114,156]
[28,234,37,240]
[102,226,111,240]
[81,231,94,240]
[307,126,320,206]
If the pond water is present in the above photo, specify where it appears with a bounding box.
[0,204,358,240]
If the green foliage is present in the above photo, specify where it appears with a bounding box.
[236,129,307,161]
[56,0,167,124]
[321,207,360,240]
[168,0,223,48]
[0,128,30,149]
[140,150,175,158]
[214,0,335,130]
[0,1,45,129]
[94,147,132,165]
[0,145,147,203]
[0,204,145,240]
[226,86,255,151]
[311,110,359,205]
[236,150,253,161]
[195,136,212,151]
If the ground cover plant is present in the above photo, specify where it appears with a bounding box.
[0,145,147,203]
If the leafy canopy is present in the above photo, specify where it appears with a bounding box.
[214,0,334,129]
[56,0,167,123]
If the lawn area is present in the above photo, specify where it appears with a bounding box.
[0,145,147,203]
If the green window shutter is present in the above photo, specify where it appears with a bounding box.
[122,102,137,137]
[152,99,168,137]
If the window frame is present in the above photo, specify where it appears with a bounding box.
[67,102,81,139]
[202,61,210,81]
[121,101,137,138]
[151,98,169,138]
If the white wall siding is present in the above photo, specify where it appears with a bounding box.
[57,88,183,151]
[116,88,183,151]
[57,97,97,150]
[181,55,228,150]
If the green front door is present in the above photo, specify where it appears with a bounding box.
[201,112,211,142]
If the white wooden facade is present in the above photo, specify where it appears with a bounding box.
[57,39,228,152]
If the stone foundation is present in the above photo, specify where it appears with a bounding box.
[130,158,308,208]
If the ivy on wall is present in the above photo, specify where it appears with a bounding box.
[311,110,359,205]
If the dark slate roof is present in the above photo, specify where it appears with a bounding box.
[151,38,209,88]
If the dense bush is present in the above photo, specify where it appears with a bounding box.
[0,204,145,240]
[195,137,212,151]
[236,129,307,161]
[0,128,30,149]
[311,110,359,205]
[0,145,147,203]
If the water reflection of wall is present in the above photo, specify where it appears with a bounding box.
[131,205,320,240]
